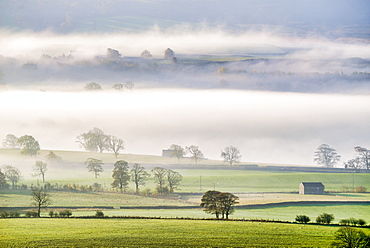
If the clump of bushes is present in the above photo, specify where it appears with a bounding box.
[339,217,366,226]
[295,215,310,224]
[316,213,334,224]
[95,211,104,218]
[25,211,38,218]
[354,186,367,193]
[48,209,72,218]
[59,209,73,218]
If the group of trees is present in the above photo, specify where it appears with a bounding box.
[168,144,242,166]
[111,160,151,194]
[2,134,40,156]
[200,190,239,219]
[151,167,182,194]
[85,81,134,91]
[0,160,49,189]
[77,127,124,157]
[0,165,22,189]
[85,158,182,194]
[314,144,370,170]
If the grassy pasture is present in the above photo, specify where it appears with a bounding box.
[55,203,370,223]
[2,148,369,194]
[0,218,349,247]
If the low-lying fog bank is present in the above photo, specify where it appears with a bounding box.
[1,89,369,166]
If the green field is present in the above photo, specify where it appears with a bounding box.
[2,149,369,194]
[1,149,370,225]
[1,218,360,247]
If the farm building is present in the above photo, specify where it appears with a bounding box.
[162,149,174,157]
[299,182,325,194]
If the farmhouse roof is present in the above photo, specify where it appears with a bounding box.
[300,182,324,187]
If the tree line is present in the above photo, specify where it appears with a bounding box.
[314,144,370,170]
[3,131,370,170]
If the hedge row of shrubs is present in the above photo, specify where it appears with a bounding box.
[296,213,367,226]
[49,209,72,218]
[0,209,73,218]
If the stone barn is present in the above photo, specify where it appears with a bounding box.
[299,182,325,194]
[162,149,174,157]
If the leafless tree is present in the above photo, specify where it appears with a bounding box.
[151,167,168,194]
[131,163,150,194]
[221,146,242,166]
[31,187,52,217]
[186,145,204,164]
[2,165,21,189]
[32,160,48,182]
[2,134,19,149]
[354,146,370,170]
[108,135,125,158]
[314,144,341,167]
[166,169,182,193]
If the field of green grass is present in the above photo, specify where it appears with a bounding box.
[1,149,370,225]
[2,149,369,194]
[1,218,358,247]
[51,203,370,223]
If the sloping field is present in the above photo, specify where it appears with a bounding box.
[0,218,352,247]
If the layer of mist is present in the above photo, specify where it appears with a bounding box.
[0,29,369,94]
[1,89,369,166]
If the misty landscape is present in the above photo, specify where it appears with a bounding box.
[1,0,370,247]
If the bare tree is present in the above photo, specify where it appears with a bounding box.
[169,144,186,160]
[2,134,19,149]
[108,135,125,158]
[344,157,363,170]
[186,145,204,164]
[314,144,341,167]
[151,167,168,194]
[131,163,150,194]
[166,169,182,193]
[31,187,52,217]
[85,158,104,178]
[0,168,7,189]
[32,161,48,182]
[2,165,21,189]
[354,146,370,170]
[111,160,130,192]
[221,146,242,166]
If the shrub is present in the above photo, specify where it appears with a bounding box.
[49,210,55,217]
[357,219,366,226]
[0,211,9,218]
[316,213,334,224]
[332,227,370,248]
[25,211,38,218]
[95,211,104,218]
[340,218,367,226]
[8,211,20,217]
[339,219,350,225]
[354,186,367,193]
[59,209,72,218]
[295,215,310,224]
